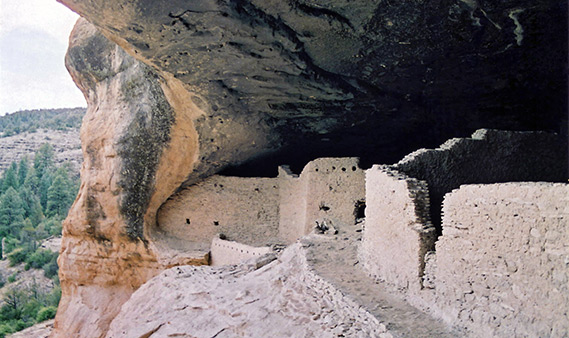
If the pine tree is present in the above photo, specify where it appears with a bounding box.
[33,143,54,180]
[0,187,25,238]
[46,168,74,217]
[17,157,29,186]
[19,219,36,252]
[18,187,44,227]
[2,162,19,193]
[39,170,53,211]
[23,167,40,196]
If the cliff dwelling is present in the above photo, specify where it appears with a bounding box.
[49,0,568,337]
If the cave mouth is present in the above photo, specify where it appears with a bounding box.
[218,124,478,178]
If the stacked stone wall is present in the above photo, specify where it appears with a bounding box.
[392,129,568,230]
[278,158,365,242]
[277,166,309,244]
[360,166,436,291]
[210,237,272,266]
[429,183,569,337]
[157,175,280,248]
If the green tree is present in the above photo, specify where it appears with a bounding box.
[46,168,74,217]
[19,219,36,253]
[36,306,57,322]
[33,144,54,181]
[0,188,25,238]
[17,157,29,187]
[1,163,18,193]
[23,167,40,196]
[38,170,53,211]
[1,288,27,320]
[18,187,43,227]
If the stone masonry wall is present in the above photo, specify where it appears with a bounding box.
[429,183,569,337]
[278,166,309,244]
[392,129,568,231]
[210,237,272,266]
[157,175,280,248]
[360,166,436,291]
[279,158,365,242]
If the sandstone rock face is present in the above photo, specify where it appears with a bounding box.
[54,19,209,337]
[59,0,567,169]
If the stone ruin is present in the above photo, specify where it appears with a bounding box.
[152,128,567,336]
[156,157,366,265]
[51,1,568,334]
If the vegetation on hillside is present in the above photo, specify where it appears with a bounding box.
[0,108,86,137]
[0,144,79,336]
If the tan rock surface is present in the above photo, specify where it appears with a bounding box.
[53,19,208,338]
[8,319,53,338]
[107,243,391,338]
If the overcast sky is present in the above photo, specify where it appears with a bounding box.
[0,0,86,116]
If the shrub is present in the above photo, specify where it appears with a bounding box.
[0,323,13,338]
[25,249,56,270]
[6,274,16,284]
[36,306,57,322]
[7,248,30,267]
[42,259,59,279]
[21,300,41,322]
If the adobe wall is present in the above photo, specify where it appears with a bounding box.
[360,166,436,291]
[210,237,272,266]
[279,158,365,242]
[278,166,309,244]
[157,175,280,248]
[392,129,568,230]
[429,183,569,337]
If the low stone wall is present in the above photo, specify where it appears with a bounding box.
[360,166,436,291]
[210,237,272,266]
[392,129,567,230]
[279,158,365,242]
[429,182,569,337]
[157,175,280,248]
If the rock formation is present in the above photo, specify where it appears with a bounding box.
[58,0,567,171]
[52,0,567,336]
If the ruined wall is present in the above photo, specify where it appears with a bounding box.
[157,175,280,248]
[392,129,568,230]
[278,166,309,244]
[429,183,569,337]
[360,166,436,291]
[210,237,272,266]
[279,158,365,242]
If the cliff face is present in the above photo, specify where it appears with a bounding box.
[53,0,567,336]
[59,0,566,171]
[55,19,209,337]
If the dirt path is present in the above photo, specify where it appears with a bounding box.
[303,221,459,338]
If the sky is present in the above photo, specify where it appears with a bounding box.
[0,0,86,116]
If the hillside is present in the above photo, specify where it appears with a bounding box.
[0,108,84,138]
[0,109,84,174]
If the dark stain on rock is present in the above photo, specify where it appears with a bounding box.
[117,67,175,240]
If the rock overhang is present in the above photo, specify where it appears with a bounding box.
[59,0,567,172]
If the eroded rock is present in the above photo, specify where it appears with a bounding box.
[52,0,567,336]
[59,0,567,170]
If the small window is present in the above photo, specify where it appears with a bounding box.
[185,218,191,225]
[354,200,366,220]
